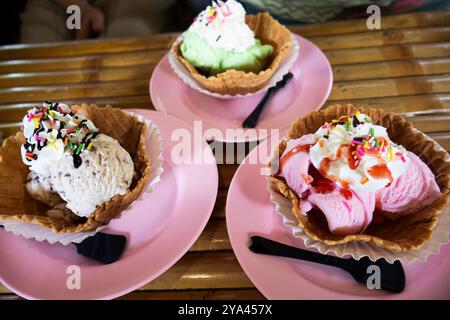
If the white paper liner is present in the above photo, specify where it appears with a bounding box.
[268,130,450,264]
[169,32,300,99]
[0,113,164,246]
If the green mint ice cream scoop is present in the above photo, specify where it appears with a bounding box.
[181,30,274,76]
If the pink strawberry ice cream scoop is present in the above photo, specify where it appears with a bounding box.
[307,189,374,236]
[279,134,375,236]
[376,151,442,216]
[279,134,315,197]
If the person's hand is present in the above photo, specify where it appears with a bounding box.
[75,2,105,39]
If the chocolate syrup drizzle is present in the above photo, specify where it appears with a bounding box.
[23,102,98,169]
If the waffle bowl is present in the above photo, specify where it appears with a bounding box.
[0,104,151,235]
[172,12,292,96]
[269,104,450,255]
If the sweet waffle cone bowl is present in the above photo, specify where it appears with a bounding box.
[269,104,450,254]
[172,12,292,95]
[0,104,151,234]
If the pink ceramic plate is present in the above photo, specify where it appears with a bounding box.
[150,34,332,143]
[226,131,450,299]
[0,110,218,300]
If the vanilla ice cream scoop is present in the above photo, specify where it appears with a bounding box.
[309,113,409,192]
[48,134,133,217]
[26,171,63,207]
[21,101,134,218]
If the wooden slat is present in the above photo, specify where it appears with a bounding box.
[327,93,450,113]
[118,289,264,300]
[0,122,21,139]
[0,285,11,294]
[0,94,448,127]
[0,65,155,88]
[2,73,448,108]
[218,164,239,190]
[0,79,149,104]
[405,113,450,133]
[333,58,450,81]
[329,74,450,100]
[311,27,450,51]
[0,294,20,300]
[0,95,153,122]
[0,50,163,74]
[212,190,226,218]
[290,11,450,37]
[190,218,230,252]
[138,251,253,291]
[0,31,448,75]
[0,34,178,60]
[428,132,450,151]
[0,56,449,89]
[326,42,450,65]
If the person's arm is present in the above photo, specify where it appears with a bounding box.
[53,0,104,39]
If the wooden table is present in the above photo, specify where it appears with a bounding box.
[0,11,449,300]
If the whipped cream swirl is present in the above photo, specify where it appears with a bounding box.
[189,0,256,52]
[309,113,409,192]
[21,101,99,174]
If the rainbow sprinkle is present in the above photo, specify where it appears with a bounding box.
[357,147,365,156]
[75,143,83,155]
[345,120,351,130]
[34,135,44,142]
[396,152,406,162]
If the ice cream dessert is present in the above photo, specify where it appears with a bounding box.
[21,101,134,218]
[270,105,449,251]
[181,0,273,75]
[172,0,292,95]
[0,102,151,235]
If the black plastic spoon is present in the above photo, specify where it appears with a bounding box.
[250,235,405,293]
[242,72,294,129]
[0,226,126,264]
[74,232,126,264]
